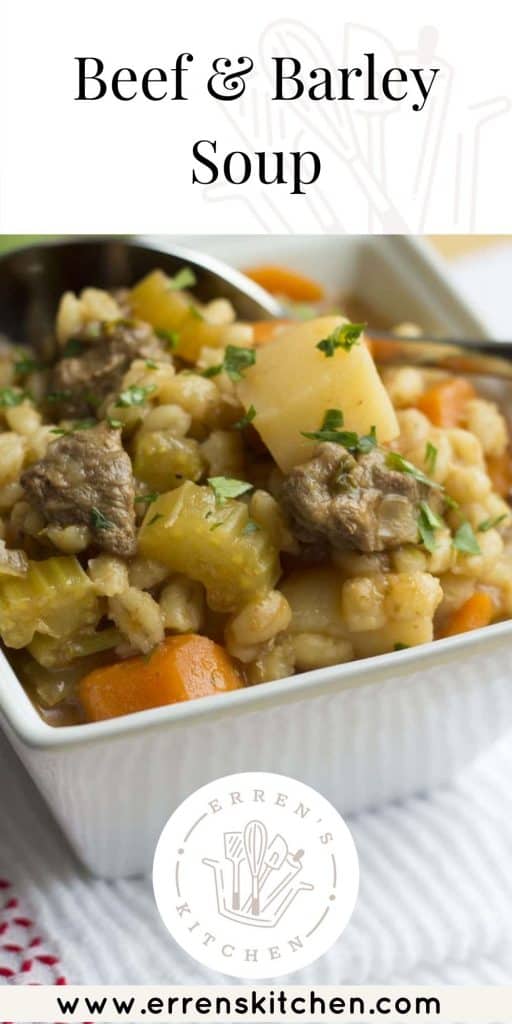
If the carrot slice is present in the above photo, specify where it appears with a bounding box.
[486,452,512,498]
[440,592,494,638]
[250,319,290,345]
[416,377,475,427]
[245,265,324,302]
[79,634,243,722]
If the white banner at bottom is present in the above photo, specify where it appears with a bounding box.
[1,985,512,1022]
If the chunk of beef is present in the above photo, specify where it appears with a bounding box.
[21,423,137,557]
[49,319,159,418]
[281,442,437,553]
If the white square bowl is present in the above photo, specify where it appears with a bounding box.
[2,235,511,880]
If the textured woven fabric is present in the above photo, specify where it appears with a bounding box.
[1,727,511,986]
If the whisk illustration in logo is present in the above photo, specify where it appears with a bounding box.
[153,772,359,978]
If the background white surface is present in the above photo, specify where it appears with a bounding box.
[1,0,512,233]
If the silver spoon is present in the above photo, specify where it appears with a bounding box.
[0,237,282,350]
[366,328,512,380]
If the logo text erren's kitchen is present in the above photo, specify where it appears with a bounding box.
[153,772,359,978]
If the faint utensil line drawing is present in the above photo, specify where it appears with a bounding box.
[241,832,289,914]
[466,97,511,231]
[224,831,245,911]
[244,820,268,916]
[262,848,305,913]
[260,19,409,230]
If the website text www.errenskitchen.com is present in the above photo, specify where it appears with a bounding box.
[54,988,441,1019]
[4,985,512,1023]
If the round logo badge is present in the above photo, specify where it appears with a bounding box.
[153,771,359,978]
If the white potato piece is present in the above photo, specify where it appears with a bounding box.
[237,316,399,472]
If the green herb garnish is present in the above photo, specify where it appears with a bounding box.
[386,451,443,490]
[107,418,123,429]
[478,514,508,532]
[208,476,253,506]
[135,492,159,506]
[145,360,159,370]
[0,388,27,408]
[452,521,481,556]
[418,501,443,553]
[46,389,72,404]
[90,506,115,531]
[302,409,377,454]
[148,513,164,526]
[50,418,96,436]
[203,346,256,383]
[155,328,179,350]
[425,441,438,474]
[61,338,86,358]
[188,304,204,321]
[444,494,459,510]
[167,267,196,292]
[14,354,44,375]
[394,643,410,651]
[116,384,156,408]
[316,322,366,357]
[233,405,257,430]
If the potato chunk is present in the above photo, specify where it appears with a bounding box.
[237,316,399,472]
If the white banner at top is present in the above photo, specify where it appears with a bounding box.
[1,0,512,233]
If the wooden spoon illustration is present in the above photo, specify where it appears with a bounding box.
[243,820,268,916]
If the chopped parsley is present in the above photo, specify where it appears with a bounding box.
[107,417,123,429]
[424,441,438,474]
[148,513,164,526]
[188,304,204,321]
[0,388,27,408]
[418,501,443,553]
[50,418,96,436]
[167,267,197,292]
[61,337,86,358]
[203,346,256,382]
[444,494,459,511]
[46,389,72,404]
[208,476,253,506]
[478,514,508,532]
[135,492,159,506]
[386,451,443,490]
[116,384,156,408]
[90,506,115,531]
[394,643,410,651]
[14,354,44,375]
[316,321,366,357]
[302,409,377,454]
[233,405,257,430]
[145,360,159,370]
[452,521,481,556]
[155,328,179,350]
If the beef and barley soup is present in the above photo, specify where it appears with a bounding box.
[0,263,510,725]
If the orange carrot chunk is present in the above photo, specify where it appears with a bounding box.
[416,377,475,427]
[250,319,291,345]
[440,592,494,638]
[79,634,243,722]
[486,452,512,498]
[244,265,324,302]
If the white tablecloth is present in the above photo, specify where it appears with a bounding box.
[1,726,512,986]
